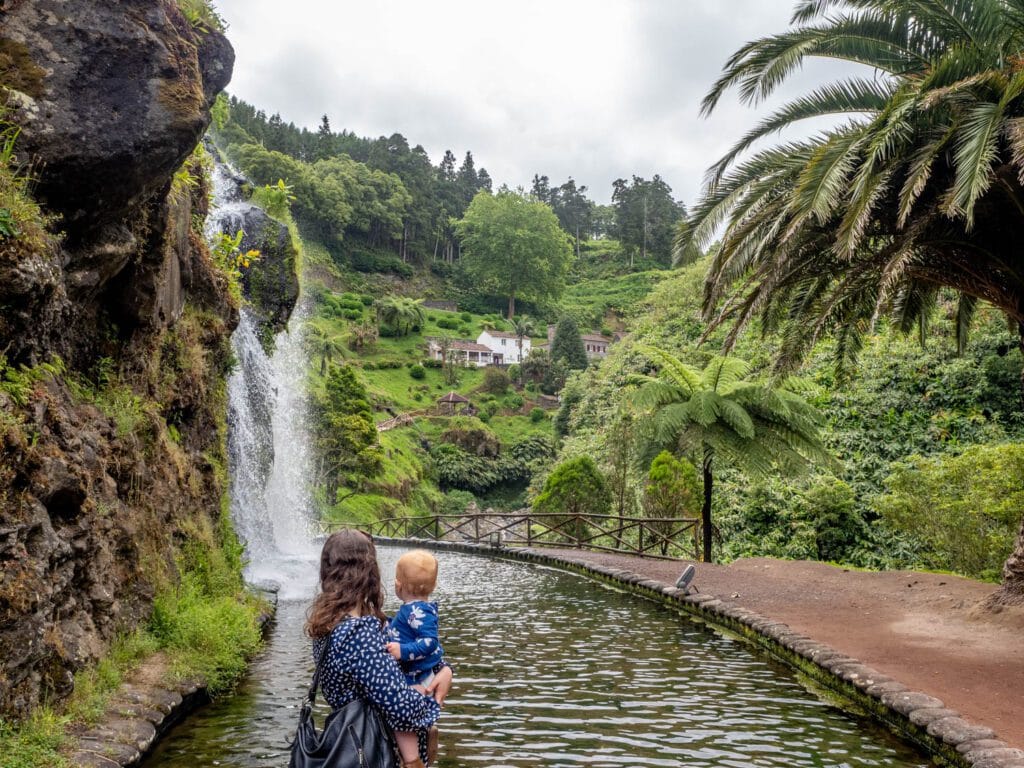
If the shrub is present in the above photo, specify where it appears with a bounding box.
[360,294,375,306]
[436,317,460,330]
[530,407,546,423]
[341,308,362,321]
[507,363,521,382]
[482,367,510,395]
[506,393,524,410]
[423,359,443,369]
[440,489,476,516]
[460,312,472,322]
[873,443,1024,581]
[409,365,426,380]
[478,411,491,423]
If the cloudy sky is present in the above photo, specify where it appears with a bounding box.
[215,1,859,205]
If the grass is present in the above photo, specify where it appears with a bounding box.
[0,630,160,768]
[559,269,670,329]
[0,113,54,259]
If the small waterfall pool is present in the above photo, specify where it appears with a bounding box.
[174,154,932,767]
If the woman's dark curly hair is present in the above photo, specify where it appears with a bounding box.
[306,529,387,638]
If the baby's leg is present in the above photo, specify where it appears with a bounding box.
[395,730,420,764]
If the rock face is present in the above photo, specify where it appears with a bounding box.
[0,1,253,719]
[0,0,235,365]
[3,0,232,238]
[207,156,299,337]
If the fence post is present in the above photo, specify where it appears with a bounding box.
[474,514,479,544]
[527,514,532,547]
[638,524,644,555]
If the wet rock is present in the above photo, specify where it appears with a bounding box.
[926,716,995,745]
[959,740,1010,755]
[962,748,1024,764]
[881,690,946,715]
[909,707,960,726]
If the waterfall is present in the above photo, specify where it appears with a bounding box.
[209,150,320,600]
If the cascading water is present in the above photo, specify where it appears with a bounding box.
[208,152,321,600]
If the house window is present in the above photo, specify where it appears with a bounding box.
[501,338,506,346]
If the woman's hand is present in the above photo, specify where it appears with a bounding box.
[424,665,452,707]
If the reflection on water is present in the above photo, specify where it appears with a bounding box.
[145,549,929,768]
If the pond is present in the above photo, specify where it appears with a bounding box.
[144,546,929,768]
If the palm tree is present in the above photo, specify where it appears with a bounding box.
[512,315,536,371]
[681,0,1024,604]
[631,346,829,563]
[679,0,1024,376]
[304,322,346,376]
[375,297,425,337]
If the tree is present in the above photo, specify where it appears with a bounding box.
[313,364,382,500]
[376,297,424,336]
[680,0,1024,604]
[612,175,685,266]
[632,346,828,563]
[605,410,638,522]
[455,190,573,318]
[304,322,346,375]
[315,114,334,160]
[512,315,536,372]
[533,456,611,545]
[644,451,701,555]
[550,316,587,371]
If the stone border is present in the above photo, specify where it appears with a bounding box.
[382,538,1024,768]
[65,588,279,767]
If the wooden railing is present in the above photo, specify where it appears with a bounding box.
[321,512,701,561]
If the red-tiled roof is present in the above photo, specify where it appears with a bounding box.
[481,330,518,339]
[582,334,612,343]
[450,340,491,352]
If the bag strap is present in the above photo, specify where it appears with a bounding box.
[305,617,360,709]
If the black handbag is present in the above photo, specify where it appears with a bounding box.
[288,623,399,768]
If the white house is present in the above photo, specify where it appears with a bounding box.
[427,338,498,367]
[476,330,531,364]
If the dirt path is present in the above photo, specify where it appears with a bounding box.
[544,549,1024,750]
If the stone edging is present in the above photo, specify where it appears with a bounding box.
[380,537,1024,768]
[65,588,278,767]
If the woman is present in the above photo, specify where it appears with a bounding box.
[306,529,451,768]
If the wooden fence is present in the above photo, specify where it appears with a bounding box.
[322,511,701,561]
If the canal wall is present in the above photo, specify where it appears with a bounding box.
[381,538,1024,768]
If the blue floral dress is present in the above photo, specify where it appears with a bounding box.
[312,615,441,735]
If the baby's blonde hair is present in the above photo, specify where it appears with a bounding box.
[396,550,438,598]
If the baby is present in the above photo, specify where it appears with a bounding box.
[387,550,445,766]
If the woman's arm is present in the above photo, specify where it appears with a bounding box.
[337,619,441,731]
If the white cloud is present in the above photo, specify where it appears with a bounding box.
[215,0,865,204]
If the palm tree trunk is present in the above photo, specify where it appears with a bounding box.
[986,513,1024,608]
[702,450,713,563]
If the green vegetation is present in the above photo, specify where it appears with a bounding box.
[0,112,54,258]
[632,348,828,562]
[176,0,227,32]
[456,189,573,318]
[550,316,588,371]
[644,451,701,555]
[533,456,611,541]
[222,78,1024,597]
[876,444,1024,582]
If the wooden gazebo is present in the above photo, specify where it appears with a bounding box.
[437,391,471,416]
